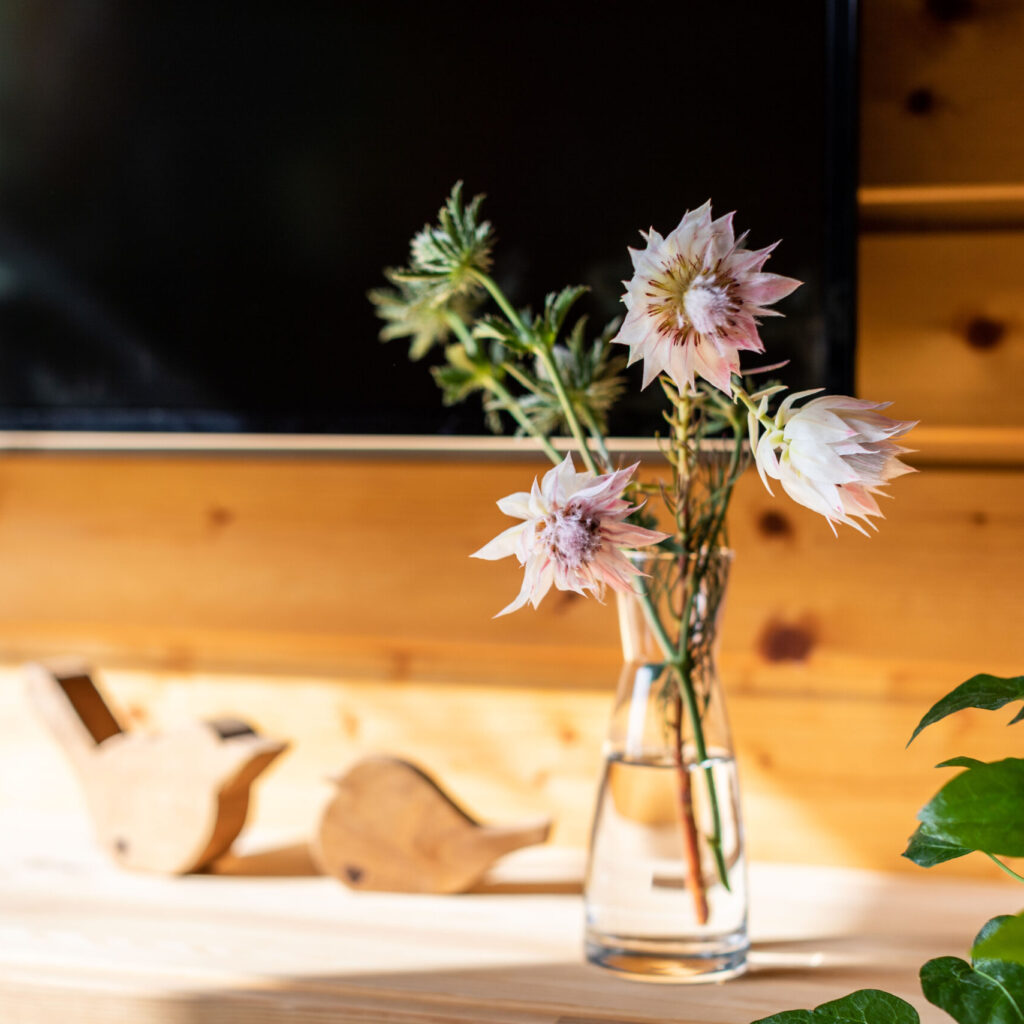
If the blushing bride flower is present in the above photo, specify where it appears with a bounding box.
[472,455,668,617]
[613,201,801,395]
[751,391,916,534]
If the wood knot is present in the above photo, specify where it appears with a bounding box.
[904,87,937,116]
[964,316,1006,350]
[925,0,975,23]
[758,617,816,663]
[207,505,235,530]
[757,510,793,539]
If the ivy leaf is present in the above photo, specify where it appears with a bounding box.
[903,825,973,867]
[751,988,919,1023]
[908,674,1024,746]
[973,916,1024,965]
[920,955,1024,1024]
[938,756,988,770]
[903,759,1024,868]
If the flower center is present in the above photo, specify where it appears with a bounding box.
[543,504,601,569]
[682,273,733,335]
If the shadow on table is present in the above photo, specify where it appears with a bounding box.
[166,952,929,1024]
[207,841,584,893]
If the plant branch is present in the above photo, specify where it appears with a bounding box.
[535,346,598,474]
[484,377,561,465]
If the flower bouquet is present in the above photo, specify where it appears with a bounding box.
[373,184,915,981]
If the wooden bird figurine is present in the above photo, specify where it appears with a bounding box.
[25,660,287,875]
[313,756,552,893]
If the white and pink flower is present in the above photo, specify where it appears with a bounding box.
[751,391,916,534]
[472,455,668,617]
[612,201,801,396]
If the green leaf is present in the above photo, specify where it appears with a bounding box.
[369,277,469,360]
[430,345,494,406]
[903,824,973,867]
[973,916,1024,965]
[909,674,1024,746]
[921,955,1024,1024]
[539,285,589,346]
[394,182,494,303]
[938,757,988,770]
[911,759,1024,860]
[751,989,919,1024]
[472,314,530,354]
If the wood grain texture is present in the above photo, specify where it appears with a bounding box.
[0,828,1016,1024]
[0,450,1017,681]
[859,232,1024,427]
[0,449,1019,878]
[861,0,1024,186]
[5,658,1022,880]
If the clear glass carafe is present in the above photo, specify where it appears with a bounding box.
[584,550,747,982]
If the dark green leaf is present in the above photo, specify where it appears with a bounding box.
[921,955,1024,1024]
[938,757,988,770]
[973,915,1024,965]
[751,989,919,1024]
[914,759,1024,858]
[903,824,973,867]
[909,674,1024,746]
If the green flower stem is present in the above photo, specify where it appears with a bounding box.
[634,578,731,892]
[501,361,545,397]
[675,660,731,891]
[469,267,598,475]
[534,346,599,475]
[987,853,1024,884]
[734,382,774,434]
[484,377,561,465]
[580,405,614,474]
[470,269,530,338]
[444,311,478,359]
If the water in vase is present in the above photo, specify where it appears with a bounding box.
[584,751,748,982]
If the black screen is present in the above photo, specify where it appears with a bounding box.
[0,3,856,434]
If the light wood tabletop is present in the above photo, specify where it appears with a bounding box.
[0,815,1015,1024]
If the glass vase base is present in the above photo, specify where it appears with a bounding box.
[585,933,748,984]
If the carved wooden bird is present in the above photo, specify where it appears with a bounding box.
[313,756,551,893]
[25,660,287,874]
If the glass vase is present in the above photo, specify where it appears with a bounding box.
[583,549,748,982]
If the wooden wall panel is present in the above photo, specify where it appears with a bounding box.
[4,658,1019,880]
[861,0,1024,186]
[0,446,1020,876]
[859,232,1024,426]
[0,449,1018,683]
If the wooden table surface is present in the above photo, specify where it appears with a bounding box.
[0,816,1015,1024]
